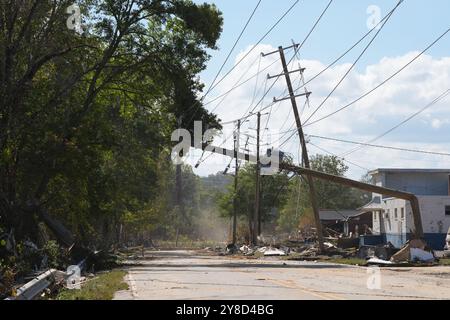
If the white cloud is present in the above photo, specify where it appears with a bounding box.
[191,45,450,178]
[431,118,450,129]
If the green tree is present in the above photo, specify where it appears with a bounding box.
[277,155,370,233]
[218,164,290,240]
[0,0,223,250]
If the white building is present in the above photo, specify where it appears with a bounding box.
[361,169,450,250]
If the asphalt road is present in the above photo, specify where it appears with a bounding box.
[114,250,450,300]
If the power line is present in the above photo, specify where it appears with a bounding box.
[262,53,301,140]
[258,0,333,116]
[219,58,292,126]
[304,27,450,127]
[251,54,263,108]
[308,141,370,172]
[217,0,334,128]
[202,57,281,108]
[205,0,262,97]
[303,0,404,125]
[341,88,450,156]
[279,129,298,149]
[298,0,334,50]
[280,88,450,161]
[185,0,263,123]
[264,1,394,149]
[215,48,298,127]
[308,134,450,157]
[209,54,262,114]
[291,3,408,97]
[195,129,236,167]
[206,0,300,97]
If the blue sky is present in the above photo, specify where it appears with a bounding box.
[189,0,450,178]
[196,0,450,83]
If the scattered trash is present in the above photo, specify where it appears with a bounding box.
[239,245,255,256]
[390,240,435,264]
[239,245,250,253]
[390,245,410,263]
[256,247,267,253]
[205,235,438,266]
[357,243,398,261]
[367,257,394,265]
[262,248,286,257]
[226,244,238,255]
[324,242,339,250]
[410,248,434,263]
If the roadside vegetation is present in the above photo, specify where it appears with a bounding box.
[0,0,224,297]
[56,270,128,300]
[438,259,450,266]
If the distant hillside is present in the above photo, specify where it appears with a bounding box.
[200,172,233,193]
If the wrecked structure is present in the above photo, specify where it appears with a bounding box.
[319,210,372,237]
[360,169,450,250]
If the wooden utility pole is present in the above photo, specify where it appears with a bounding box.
[232,120,241,245]
[264,45,325,252]
[175,116,184,247]
[252,112,261,245]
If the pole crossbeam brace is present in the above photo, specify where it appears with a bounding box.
[281,164,425,239]
[199,142,257,163]
[261,43,299,57]
[273,92,311,103]
[268,68,305,80]
[190,141,425,240]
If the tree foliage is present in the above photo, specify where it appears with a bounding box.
[218,164,291,240]
[277,155,370,233]
[0,0,223,255]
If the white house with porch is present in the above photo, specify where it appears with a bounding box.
[360,169,450,250]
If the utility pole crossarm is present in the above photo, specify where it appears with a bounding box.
[273,92,311,103]
[261,43,298,57]
[268,68,305,79]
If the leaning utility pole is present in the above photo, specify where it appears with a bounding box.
[253,112,261,245]
[232,120,241,245]
[263,44,325,252]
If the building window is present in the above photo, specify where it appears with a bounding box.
[401,208,405,219]
[446,206,450,216]
[386,209,390,219]
[394,208,398,219]
[374,212,377,221]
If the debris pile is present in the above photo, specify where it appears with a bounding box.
[390,239,435,263]
[2,242,122,300]
[208,234,440,267]
[213,236,358,260]
[357,243,398,261]
[366,239,436,266]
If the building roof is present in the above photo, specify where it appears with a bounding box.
[319,209,364,221]
[358,197,384,211]
[369,168,450,175]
